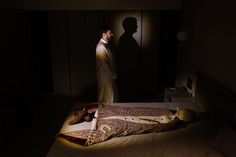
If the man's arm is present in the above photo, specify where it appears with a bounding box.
[96,46,116,79]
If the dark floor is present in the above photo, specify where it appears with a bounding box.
[0,95,82,157]
[0,93,164,157]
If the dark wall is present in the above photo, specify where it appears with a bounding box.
[0,9,36,99]
[49,10,180,101]
[0,9,53,96]
[176,0,236,96]
[0,9,180,102]
[29,11,53,94]
[158,10,180,92]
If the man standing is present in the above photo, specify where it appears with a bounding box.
[96,25,118,103]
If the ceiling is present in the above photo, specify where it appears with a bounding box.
[0,0,181,10]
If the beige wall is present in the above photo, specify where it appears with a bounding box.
[176,1,236,94]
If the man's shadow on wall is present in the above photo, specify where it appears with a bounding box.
[116,17,142,102]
